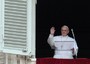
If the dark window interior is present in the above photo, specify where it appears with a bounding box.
[36,0,90,58]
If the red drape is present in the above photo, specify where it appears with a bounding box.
[36,58,90,64]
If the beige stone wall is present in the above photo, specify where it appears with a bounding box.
[0,53,36,64]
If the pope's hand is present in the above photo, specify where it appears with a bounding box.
[71,48,74,54]
[50,27,55,35]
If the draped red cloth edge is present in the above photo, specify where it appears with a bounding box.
[36,58,90,64]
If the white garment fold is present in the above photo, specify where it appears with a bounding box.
[54,51,73,59]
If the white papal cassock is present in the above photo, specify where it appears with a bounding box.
[47,34,78,59]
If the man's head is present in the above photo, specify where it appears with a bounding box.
[61,25,69,36]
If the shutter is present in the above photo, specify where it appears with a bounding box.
[1,0,36,56]
[3,0,29,55]
[4,0,27,50]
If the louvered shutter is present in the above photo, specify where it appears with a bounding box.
[4,0,27,50]
[1,0,36,56]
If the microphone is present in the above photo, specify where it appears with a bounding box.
[71,29,77,59]
[71,29,75,39]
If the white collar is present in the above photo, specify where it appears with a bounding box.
[61,35,68,38]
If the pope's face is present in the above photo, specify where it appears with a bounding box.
[61,27,69,36]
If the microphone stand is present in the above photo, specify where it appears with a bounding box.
[71,29,77,59]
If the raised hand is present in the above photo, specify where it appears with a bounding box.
[50,27,55,35]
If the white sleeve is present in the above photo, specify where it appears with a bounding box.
[47,34,55,49]
[73,40,78,56]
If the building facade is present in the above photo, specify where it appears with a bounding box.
[0,0,36,64]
